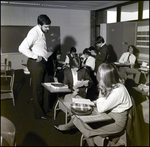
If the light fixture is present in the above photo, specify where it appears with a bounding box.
[1,1,67,8]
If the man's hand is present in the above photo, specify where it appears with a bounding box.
[36,56,42,62]
[90,50,96,56]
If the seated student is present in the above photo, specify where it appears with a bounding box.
[118,45,141,84]
[82,48,95,72]
[63,56,93,102]
[82,48,98,100]
[64,47,78,68]
[54,63,132,146]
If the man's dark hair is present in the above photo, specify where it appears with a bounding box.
[89,46,95,51]
[70,47,77,53]
[83,48,91,56]
[37,14,51,25]
[95,36,104,44]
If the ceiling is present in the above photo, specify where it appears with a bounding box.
[1,1,129,11]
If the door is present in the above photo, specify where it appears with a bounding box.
[107,22,135,61]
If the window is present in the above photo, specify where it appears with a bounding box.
[143,1,149,19]
[136,25,149,49]
[121,3,138,22]
[106,7,117,23]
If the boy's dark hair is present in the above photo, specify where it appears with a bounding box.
[70,47,77,53]
[37,14,51,25]
[95,36,104,44]
[70,57,81,68]
[83,48,91,56]
[89,46,95,51]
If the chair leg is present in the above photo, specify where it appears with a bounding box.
[12,92,15,106]
[65,109,68,124]
[80,134,84,146]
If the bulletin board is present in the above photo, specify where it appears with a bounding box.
[1,26,60,53]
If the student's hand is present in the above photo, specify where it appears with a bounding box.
[72,89,79,96]
[36,56,42,62]
[83,81,89,87]
[124,61,130,65]
[90,51,96,56]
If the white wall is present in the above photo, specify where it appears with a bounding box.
[1,5,91,69]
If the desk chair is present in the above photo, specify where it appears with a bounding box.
[1,69,15,106]
[1,116,16,146]
[1,58,7,77]
[80,96,136,146]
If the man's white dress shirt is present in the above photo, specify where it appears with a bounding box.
[119,52,136,65]
[19,25,52,61]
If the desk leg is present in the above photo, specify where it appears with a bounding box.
[54,100,59,120]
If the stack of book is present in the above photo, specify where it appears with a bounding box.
[50,82,68,90]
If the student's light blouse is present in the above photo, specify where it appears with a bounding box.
[96,83,132,113]
[85,56,95,71]
[19,25,51,61]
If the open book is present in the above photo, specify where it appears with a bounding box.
[74,80,89,89]
[72,98,95,106]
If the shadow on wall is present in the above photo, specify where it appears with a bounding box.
[59,36,77,61]
[107,44,118,63]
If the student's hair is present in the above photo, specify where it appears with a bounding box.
[70,57,81,68]
[98,63,119,97]
[37,14,51,25]
[127,45,136,55]
[95,36,104,44]
[83,48,91,56]
[89,46,95,51]
[70,47,77,53]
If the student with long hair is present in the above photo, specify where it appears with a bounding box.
[54,63,132,146]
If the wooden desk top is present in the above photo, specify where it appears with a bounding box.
[61,100,112,123]
[75,108,112,123]
[133,87,149,97]
[41,82,71,93]
[113,62,130,67]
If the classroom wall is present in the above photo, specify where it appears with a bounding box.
[1,5,91,69]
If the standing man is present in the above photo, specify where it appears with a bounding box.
[90,36,109,73]
[19,14,52,120]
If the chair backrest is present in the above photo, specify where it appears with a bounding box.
[10,70,15,89]
[4,58,7,70]
[1,116,16,146]
[126,96,141,146]
[8,61,12,70]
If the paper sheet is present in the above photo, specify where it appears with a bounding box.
[74,80,89,89]
[72,98,95,106]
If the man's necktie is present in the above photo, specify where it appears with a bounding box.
[127,54,131,62]
[83,58,87,64]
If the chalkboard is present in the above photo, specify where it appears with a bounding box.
[1,26,60,53]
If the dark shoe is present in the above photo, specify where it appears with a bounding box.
[27,98,33,104]
[41,116,48,120]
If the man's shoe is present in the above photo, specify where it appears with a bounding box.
[41,116,48,120]
[27,98,33,104]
